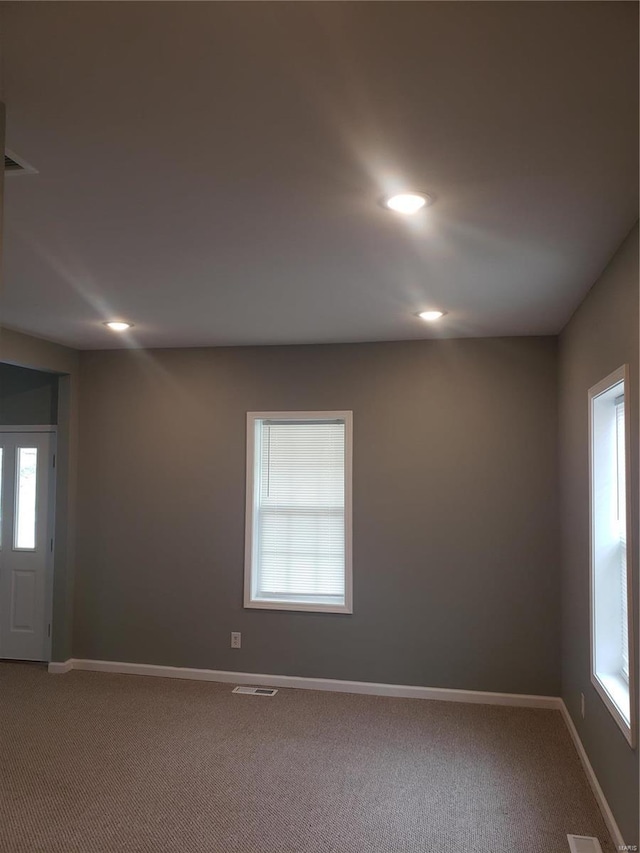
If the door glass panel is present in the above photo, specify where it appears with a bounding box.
[14,448,38,550]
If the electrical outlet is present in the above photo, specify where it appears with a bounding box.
[581,692,585,718]
[231,632,241,649]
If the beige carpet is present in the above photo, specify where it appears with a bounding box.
[0,662,613,853]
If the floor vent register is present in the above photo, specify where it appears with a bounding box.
[567,835,603,853]
[232,686,278,697]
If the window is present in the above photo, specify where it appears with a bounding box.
[244,411,352,613]
[589,366,635,746]
[14,447,38,551]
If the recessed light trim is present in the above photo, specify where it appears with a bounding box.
[104,321,133,331]
[418,310,446,321]
[383,192,432,214]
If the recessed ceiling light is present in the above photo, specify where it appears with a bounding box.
[383,192,431,214]
[418,310,446,321]
[104,321,133,331]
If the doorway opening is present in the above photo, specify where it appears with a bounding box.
[0,362,60,663]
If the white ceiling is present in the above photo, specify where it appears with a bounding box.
[0,2,637,350]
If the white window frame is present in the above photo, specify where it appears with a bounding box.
[244,411,353,614]
[589,365,636,747]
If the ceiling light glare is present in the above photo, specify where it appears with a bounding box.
[418,311,445,321]
[384,193,430,214]
[104,321,133,331]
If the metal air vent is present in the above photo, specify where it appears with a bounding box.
[4,150,38,175]
[232,686,278,696]
[567,835,603,853]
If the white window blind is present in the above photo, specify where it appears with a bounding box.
[245,412,352,613]
[616,396,628,682]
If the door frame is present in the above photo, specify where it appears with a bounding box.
[0,425,57,661]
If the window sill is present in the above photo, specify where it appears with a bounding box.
[244,598,352,615]
[592,670,635,747]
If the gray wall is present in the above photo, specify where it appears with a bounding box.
[559,224,639,845]
[0,103,4,289]
[0,363,59,424]
[74,336,560,695]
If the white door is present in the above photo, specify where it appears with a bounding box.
[0,430,55,661]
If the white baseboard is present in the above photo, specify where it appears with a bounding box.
[48,660,73,674]
[560,700,625,850]
[49,657,562,709]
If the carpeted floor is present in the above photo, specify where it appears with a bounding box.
[0,662,613,853]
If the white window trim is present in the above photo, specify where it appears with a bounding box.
[588,364,636,747]
[244,410,353,615]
